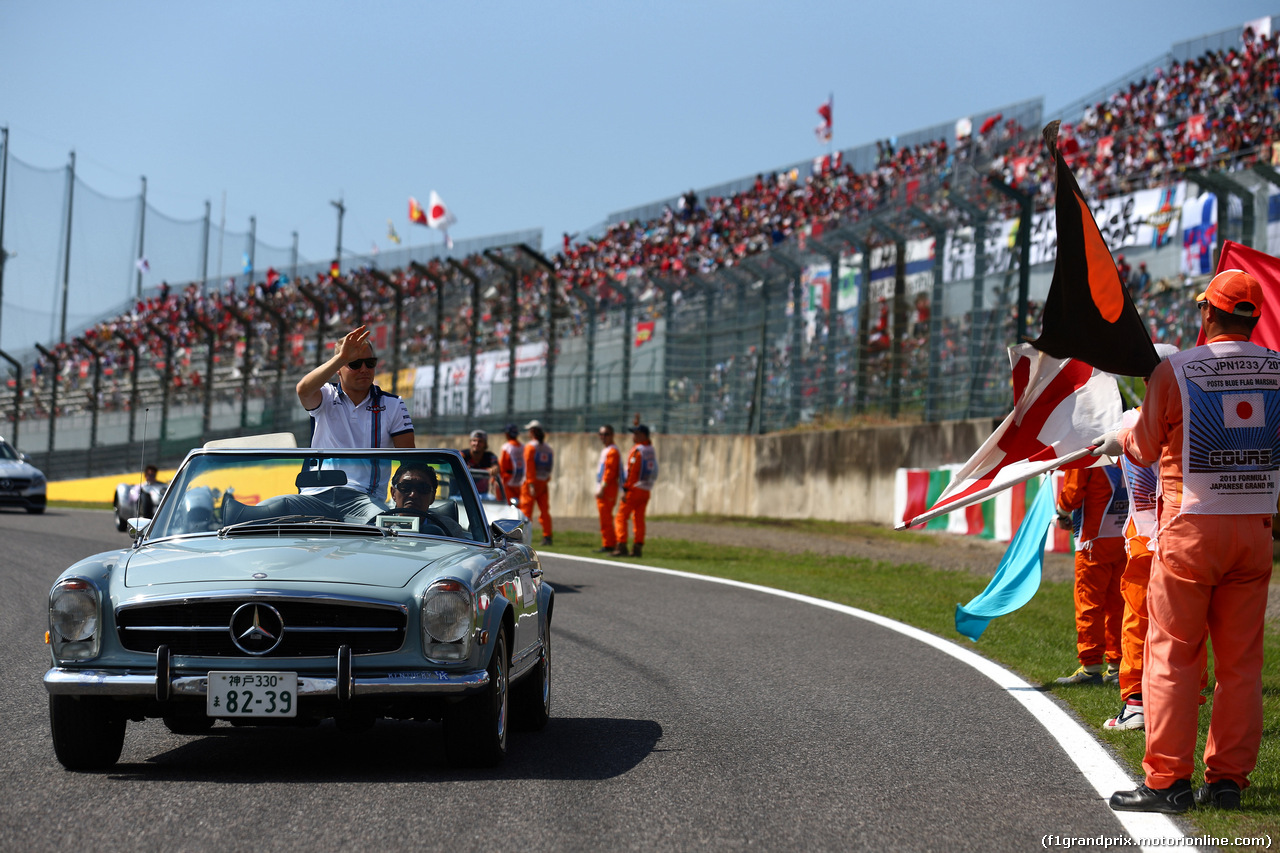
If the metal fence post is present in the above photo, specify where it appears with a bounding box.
[188,310,217,435]
[0,348,21,449]
[297,283,329,369]
[949,195,989,418]
[770,252,805,429]
[372,270,404,395]
[76,338,102,475]
[867,218,907,419]
[145,323,173,444]
[254,298,288,431]
[988,176,1034,343]
[413,262,447,422]
[225,303,256,431]
[740,259,769,435]
[907,206,946,422]
[333,275,364,327]
[517,244,561,420]
[483,249,520,420]
[33,343,57,467]
[447,258,482,425]
[1189,170,1255,259]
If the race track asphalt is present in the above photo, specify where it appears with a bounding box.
[0,507,1190,851]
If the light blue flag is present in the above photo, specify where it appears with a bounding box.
[955,478,1055,641]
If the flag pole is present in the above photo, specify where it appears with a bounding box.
[827,92,834,160]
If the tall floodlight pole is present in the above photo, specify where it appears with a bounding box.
[200,200,211,288]
[134,176,147,298]
[247,216,256,290]
[0,126,9,346]
[59,150,76,344]
[330,198,345,272]
[290,231,299,284]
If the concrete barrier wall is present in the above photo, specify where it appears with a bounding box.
[420,418,997,526]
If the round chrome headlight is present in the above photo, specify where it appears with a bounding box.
[422,581,472,644]
[50,579,98,642]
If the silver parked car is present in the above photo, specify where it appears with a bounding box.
[470,467,529,543]
[0,436,46,514]
[44,446,551,770]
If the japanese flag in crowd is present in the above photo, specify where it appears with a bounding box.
[426,190,456,249]
[135,257,150,274]
[897,344,1121,530]
[814,96,833,144]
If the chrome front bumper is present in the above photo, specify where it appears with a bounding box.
[44,667,489,698]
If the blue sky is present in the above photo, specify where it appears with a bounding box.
[0,1,1275,326]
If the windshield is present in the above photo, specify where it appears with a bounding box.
[147,449,489,543]
[0,440,18,461]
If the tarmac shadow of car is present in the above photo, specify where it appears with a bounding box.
[102,716,662,782]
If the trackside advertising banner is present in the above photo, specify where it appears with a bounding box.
[941,182,1186,283]
[410,342,548,418]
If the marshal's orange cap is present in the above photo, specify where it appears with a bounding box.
[1195,269,1263,318]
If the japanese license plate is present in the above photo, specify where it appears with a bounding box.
[206,671,298,718]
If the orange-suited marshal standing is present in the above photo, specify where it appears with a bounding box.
[520,420,555,546]
[1054,463,1128,685]
[613,424,657,558]
[1109,269,1279,814]
[594,425,622,552]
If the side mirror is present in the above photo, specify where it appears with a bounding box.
[127,517,152,542]
[491,517,526,546]
[20,452,32,463]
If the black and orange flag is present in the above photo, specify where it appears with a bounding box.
[1031,121,1159,377]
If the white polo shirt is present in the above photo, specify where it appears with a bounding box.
[306,382,414,497]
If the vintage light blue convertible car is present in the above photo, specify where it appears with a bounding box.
[44,444,552,770]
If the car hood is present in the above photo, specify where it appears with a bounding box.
[124,535,481,590]
[0,459,39,478]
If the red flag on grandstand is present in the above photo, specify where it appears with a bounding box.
[1030,121,1159,377]
[635,320,655,347]
[897,344,1120,530]
[409,197,428,226]
[1195,241,1280,350]
[1186,113,1208,142]
[814,95,833,144]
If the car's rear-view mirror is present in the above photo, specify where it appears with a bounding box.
[296,469,348,489]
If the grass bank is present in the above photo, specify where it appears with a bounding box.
[549,521,1280,840]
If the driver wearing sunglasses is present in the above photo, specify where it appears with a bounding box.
[374,464,467,538]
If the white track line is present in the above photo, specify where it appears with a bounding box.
[547,552,1190,851]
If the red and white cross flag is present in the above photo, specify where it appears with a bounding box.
[896,344,1121,530]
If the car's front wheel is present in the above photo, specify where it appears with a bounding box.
[444,628,508,767]
[511,624,550,731]
[49,695,126,770]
